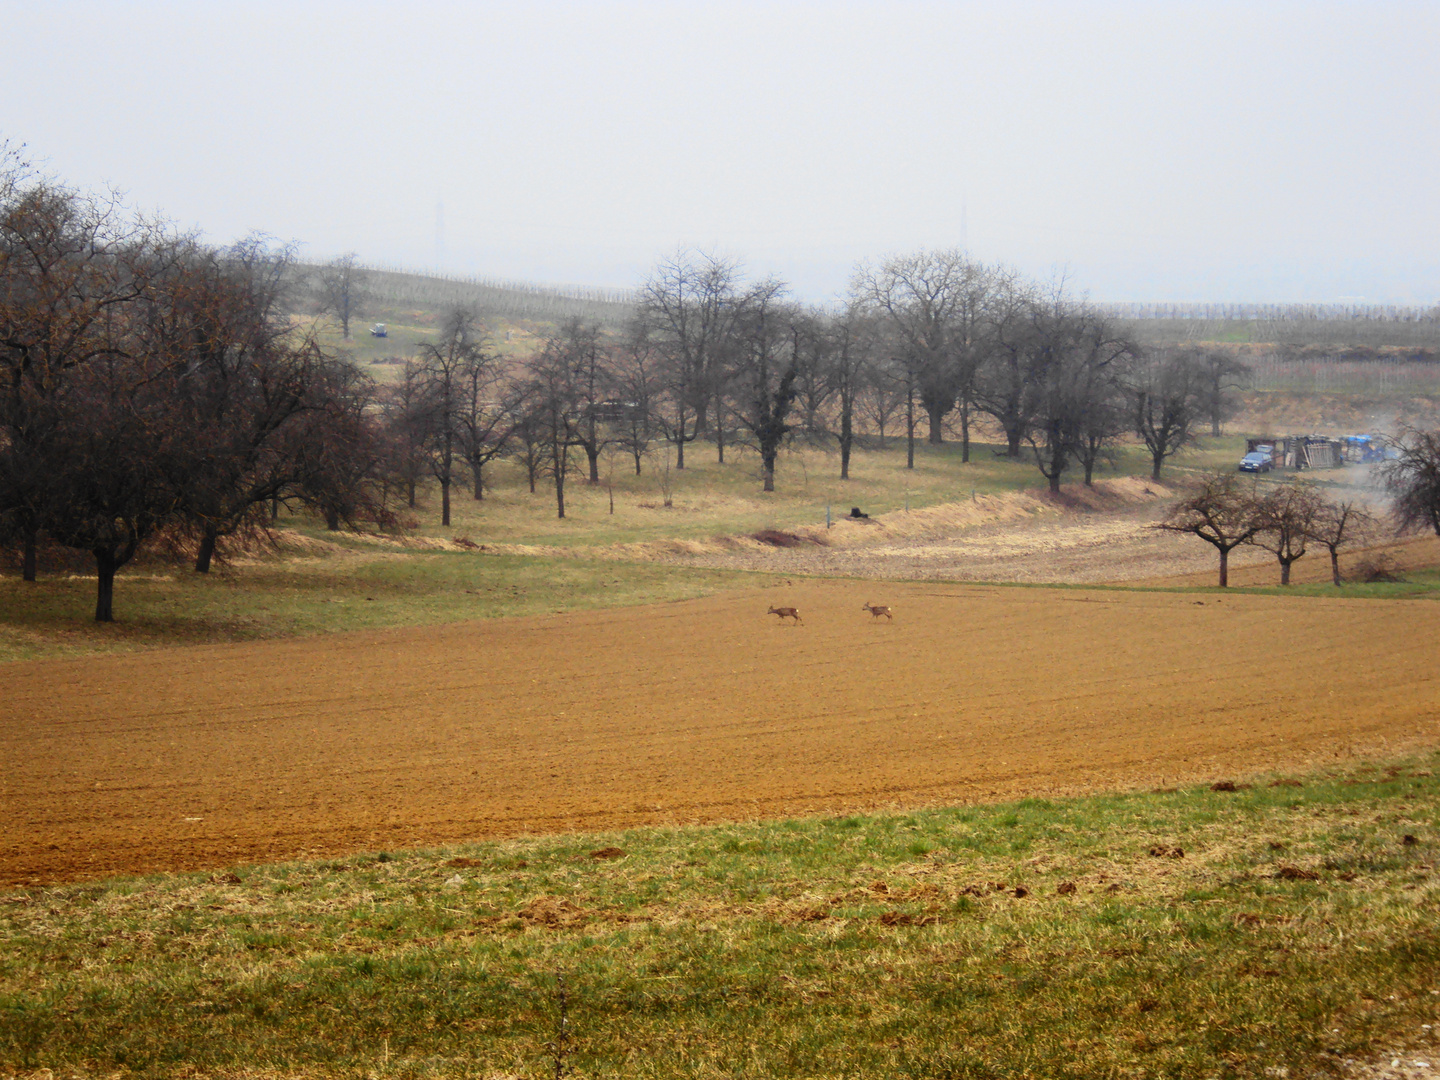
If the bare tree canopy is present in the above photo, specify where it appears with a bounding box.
[850,249,995,458]
[1,173,390,619]
[1309,498,1377,586]
[315,252,369,340]
[1249,479,1323,585]
[1155,472,1263,587]
[1131,347,1206,482]
[1381,427,1440,537]
[636,249,742,469]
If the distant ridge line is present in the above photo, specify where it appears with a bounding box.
[355,261,638,307]
[1098,300,1439,322]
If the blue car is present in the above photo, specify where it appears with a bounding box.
[1238,450,1273,473]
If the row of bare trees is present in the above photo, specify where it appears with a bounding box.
[368,248,1259,520]
[0,153,392,619]
[1160,431,1440,587]
[1159,473,1378,586]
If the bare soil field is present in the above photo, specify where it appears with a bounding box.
[4,578,1437,887]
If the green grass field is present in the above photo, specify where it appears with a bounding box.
[4,758,1436,1078]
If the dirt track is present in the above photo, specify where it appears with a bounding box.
[3,580,1437,887]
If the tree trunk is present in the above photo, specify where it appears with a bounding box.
[905,387,915,470]
[1151,454,1164,481]
[1049,472,1062,494]
[1006,426,1024,458]
[762,457,776,492]
[587,447,601,484]
[325,508,340,531]
[1218,546,1229,588]
[441,477,451,526]
[715,398,725,464]
[94,548,117,623]
[195,528,218,574]
[926,400,945,445]
[22,527,37,583]
[407,481,417,509]
[1280,558,1292,585]
[473,465,484,500]
[1083,459,1095,485]
[960,400,970,463]
[1330,549,1342,586]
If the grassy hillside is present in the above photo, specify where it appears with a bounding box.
[0,438,1252,661]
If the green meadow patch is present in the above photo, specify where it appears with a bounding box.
[3,758,1438,1077]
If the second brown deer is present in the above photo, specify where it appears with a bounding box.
[767,605,802,623]
[862,602,892,621]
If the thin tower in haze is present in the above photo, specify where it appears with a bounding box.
[435,196,445,271]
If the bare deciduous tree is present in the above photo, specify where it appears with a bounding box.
[415,309,489,526]
[1156,472,1262,587]
[1309,498,1377,586]
[316,252,369,340]
[851,249,993,457]
[636,249,741,469]
[1195,350,1252,437]
[1249,479,1323,584]
[1132,347,1206,481]
[727,280,800,492]
[1380,427,1440,536]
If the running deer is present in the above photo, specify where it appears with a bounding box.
[767,605,802,623]
[862,602,893,621]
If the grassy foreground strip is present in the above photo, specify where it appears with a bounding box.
[3,759,1438,1078]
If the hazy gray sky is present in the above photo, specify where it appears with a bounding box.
[6,1,1437,303]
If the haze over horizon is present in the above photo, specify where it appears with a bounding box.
[6,1,1437,306]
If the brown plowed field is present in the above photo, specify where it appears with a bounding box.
[3,580,1438,887]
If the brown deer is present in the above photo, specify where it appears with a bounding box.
[767,605,802,623]
[862,602,892,621]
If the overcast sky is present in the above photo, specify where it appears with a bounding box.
[6,1,1437,304]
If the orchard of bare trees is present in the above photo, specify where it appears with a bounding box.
[0,151,395,620]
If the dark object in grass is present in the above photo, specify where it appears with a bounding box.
[753,529,807,547]
[1338,871,1358,881]
[211,872,242,884]
[589,846,626,860]
[1056,881,1077,895]
[376,853,392,863]
[1210,780,1251,792]
[1268,841,1287,851]
[446,857,486,868]
[1013,886,1029,898]
[1269,779,1304,788]
[849,507,869,519]
[1276,866,1321,881]
[1353,552,1405,583]
[1403,834,1419,846]
[879,911,935,926]
[1148,845,1185,858]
